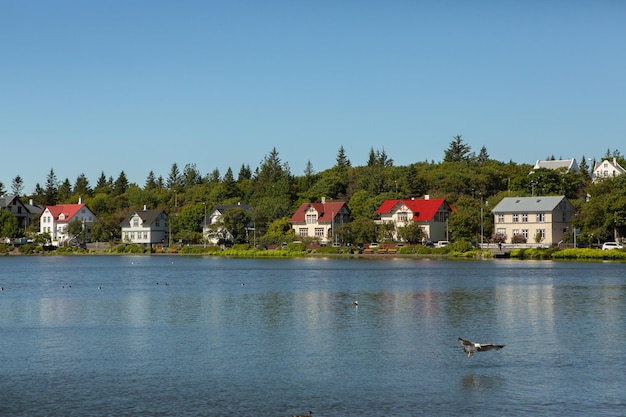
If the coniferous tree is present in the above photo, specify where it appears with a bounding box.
[145,171,157,190]
[11,175,24,195]
[166,163,181,189]
[58,178,72,202]
[44,168,59,205]
[222,167,238,198]
[336,145,351,168]
[73,173,92,197]
[238,164,252,182]
[113,171,129,196]
[444,135,471,163]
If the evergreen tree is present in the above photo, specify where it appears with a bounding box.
[0,181,5,195]
[476,146,490,163]
[237,164,252,182]
[11,175,24,195]
[182,163,202,187]
[336,145,351,168]
[113,171,129,196]
[94,172,111,194]
[73,173,92,197]
[208,168,221,184]
[58,178,72,202]
[44,168,59,205]
[166,163,181,189]
[145,171,157,190]
[444,135,471,163]
[222,167,238,198]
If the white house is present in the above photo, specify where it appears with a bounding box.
[120,206,168,245]
[375,196,455,242]
[290,197,350,244]
[39,198,97,246]
[491,195,576,245]
[592,158,626,182]
[532,158,580,174]
[202,203,255,244]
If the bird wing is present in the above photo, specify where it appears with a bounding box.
[458,338,474,346]
[476,344,505,352]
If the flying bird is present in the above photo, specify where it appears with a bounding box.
[458,337,504,358]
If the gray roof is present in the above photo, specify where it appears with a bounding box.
[491,196,570,213]
[121,209,167,227]
[533,159,579,173]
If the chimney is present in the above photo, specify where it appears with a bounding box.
[143,205,147,211]
[321,197,326,204]
[78,196,83,204]
[424,195,430,200]
[30,199,34,205]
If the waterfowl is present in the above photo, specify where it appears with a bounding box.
[458,337,504,358]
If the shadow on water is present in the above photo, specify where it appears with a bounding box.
[462,372,506,391]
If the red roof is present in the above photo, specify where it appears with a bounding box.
[376,198,454,221]
[44,204,87,223]
[291,201,346,223]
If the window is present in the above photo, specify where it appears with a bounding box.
[513,214,519,223]
[299,228,308,237]
[522,229,528,239]
[156,219,160,227]
[496,228,506,236]
[536,229,545,239]
[497,214,504,223]
[306,214,317,224]
[143,232,148,239]
[562,212,567,222]
[536,213,545,222]
[133,218,139,227]
[522,213,528,222]
[397,212,408,222]
[315,228,324,237]
[513,229,519,236]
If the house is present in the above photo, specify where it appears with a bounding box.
[592,157,626,182]
[120,206,168,246]
[532,158,579,174]
[491,195,576,246]
[39,198,97,246]
[375,196,454,242]
[0,194,39,230]
[202,203,255,244]
[290,197,350,244]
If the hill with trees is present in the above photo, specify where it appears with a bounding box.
[2,137,625,247]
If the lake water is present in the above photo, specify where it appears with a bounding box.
[1,256,625,416]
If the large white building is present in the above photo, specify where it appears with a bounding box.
[39,198,97,246]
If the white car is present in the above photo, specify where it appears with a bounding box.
[601,242,623,250]
[435,241,449,248]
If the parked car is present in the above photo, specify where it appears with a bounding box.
[424,241,435,248]
[601,242,623,250]
[369,242,379,249]
[332,242,341,247]
[435,241,449,248]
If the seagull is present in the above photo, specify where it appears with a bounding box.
[353,300,359,306]
[458,337,505,358]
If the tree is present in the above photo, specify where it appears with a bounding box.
[214,207,252,244]
[183,163,202,187]
[0,210,22,240]
[398,221,425,243]
[58,178,72,203]
[222,167,238,199]
[336,145,351,168]
[145,171,158,190]
[237,164,252,182]
[166,163,181,189]
[444,135,471,163]
[113,171,129,196]
[11,175,24,195]
[66,219,85,244]
[44,168,59,205]
[0,181,5,195]
[73,173,92,197]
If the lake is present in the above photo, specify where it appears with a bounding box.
[1,256,625,416]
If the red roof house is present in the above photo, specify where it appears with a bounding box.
[39,199,97,246]
[376,197,455,242]
[291,197,350,243]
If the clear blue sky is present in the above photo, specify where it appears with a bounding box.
[2,1,625,194]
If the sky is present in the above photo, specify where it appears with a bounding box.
[2,1,625,194]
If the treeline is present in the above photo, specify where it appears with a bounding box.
[2,137,626,245]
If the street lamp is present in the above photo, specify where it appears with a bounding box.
[203,202,207,248]
[480,193,484,248]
